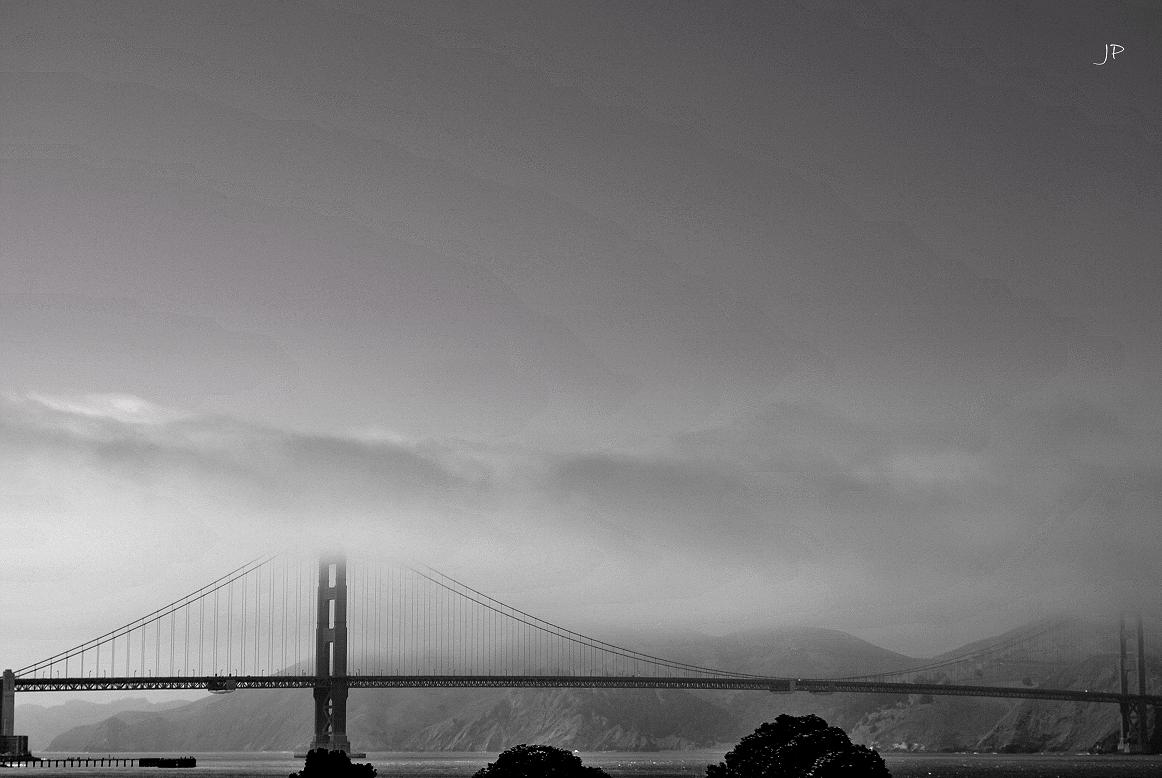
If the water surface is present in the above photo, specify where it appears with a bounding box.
[13,750,1162,777]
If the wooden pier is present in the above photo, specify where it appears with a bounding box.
[3,756,137,767]
[1,755,195,768]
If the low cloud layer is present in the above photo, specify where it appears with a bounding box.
[3,389,1159,666]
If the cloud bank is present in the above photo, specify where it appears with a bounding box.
[3,388,1159,664]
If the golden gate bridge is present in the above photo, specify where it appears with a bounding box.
[3,553,1158,757]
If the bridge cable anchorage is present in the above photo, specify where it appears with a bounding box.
[15,555,278,678]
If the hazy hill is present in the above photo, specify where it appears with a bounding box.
[14,698,191,751]
[841,623,1158,754]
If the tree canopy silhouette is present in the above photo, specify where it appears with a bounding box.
[706,715,890,778]
[290,748,376,778]
[473,743,610,777]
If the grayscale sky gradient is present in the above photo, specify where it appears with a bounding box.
[1,1,1160,668]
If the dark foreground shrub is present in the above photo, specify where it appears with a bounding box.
[807,745,891,777]
[473,743,610,777]
[290,748,376,777]
[707,715,890,777]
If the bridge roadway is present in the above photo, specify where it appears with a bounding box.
[14,675,1162,707]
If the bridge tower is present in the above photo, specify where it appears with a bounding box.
[1,670,13,737]
[308,553,355,755]
[1118,613,1151,754]
[1,668,30,759]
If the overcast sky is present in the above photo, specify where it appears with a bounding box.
[2,1,1160,670]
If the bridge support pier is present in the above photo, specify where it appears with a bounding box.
[308,555,356,755]
[0,670,30,760]
[1,670,13,738]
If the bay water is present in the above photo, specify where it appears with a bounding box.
[13,751,1162,777]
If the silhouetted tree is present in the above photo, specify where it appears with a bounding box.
[290,748,376,778]
[807,746,892,777]
[706,715,890,778]
[473,743,610,777]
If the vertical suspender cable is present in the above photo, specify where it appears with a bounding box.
[254,568,258,672]
[406,566,409,674]
[295,559,300,673]
[415,569,420,675]
[418,569,422,675]
[397,567,402,673]
[310,564,315,674]
[414,570,419,674]
[375,564,380,674]
[306,561,312,675]
[378,566,383,674]
[361,564,367,673]
[390,565,394,673]
[241,574,246,674]
[426,575,431,674]
[423,574,427,674]
[304,560,309,675]
[360,562,364,672]
[375,566,380,674]
[268,562,274,673]
[282,558,287,674]
[252,570,257,674]
[378,565,383,674]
